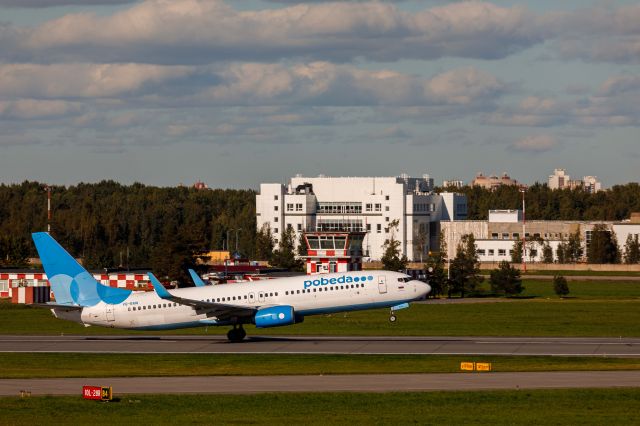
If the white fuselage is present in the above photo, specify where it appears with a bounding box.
[71,271,429,330]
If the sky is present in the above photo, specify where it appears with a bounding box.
[0,0,638,189]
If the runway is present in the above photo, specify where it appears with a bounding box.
[1,371,639,396]
[1,335,639,357]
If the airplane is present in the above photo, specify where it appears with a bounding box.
[32,232,431,342]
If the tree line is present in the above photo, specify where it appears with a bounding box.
[0,181,256,284]
[441,182,640,221]
[1,180,640,281]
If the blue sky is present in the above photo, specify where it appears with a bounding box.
[0,0,638,189]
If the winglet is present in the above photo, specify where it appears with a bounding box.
[188,269,206,287]
[148,272,173,299]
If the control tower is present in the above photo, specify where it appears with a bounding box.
[301,231,367,275]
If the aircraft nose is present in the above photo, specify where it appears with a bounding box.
[411,280,431,298]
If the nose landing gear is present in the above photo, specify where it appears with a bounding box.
[227,325,247,342]
[389,302,410,323]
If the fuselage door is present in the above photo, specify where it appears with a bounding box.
[378,276,387,294]
[105,305,115,322]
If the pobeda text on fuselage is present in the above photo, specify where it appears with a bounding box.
[32,232,431,342]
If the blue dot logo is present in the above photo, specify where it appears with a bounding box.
[354,277,360,282]
[368,276,374,281]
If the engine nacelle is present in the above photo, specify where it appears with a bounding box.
[254,305,297,328]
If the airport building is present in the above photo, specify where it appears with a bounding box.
[441,210,640,263]
[256,174,468,262]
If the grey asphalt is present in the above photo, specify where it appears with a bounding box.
[1,335,639,357]
[1,371,639,396]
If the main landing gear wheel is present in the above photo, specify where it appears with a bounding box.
[227,325,247,343]
[389,314,397,323]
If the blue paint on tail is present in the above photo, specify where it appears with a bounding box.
[188,269,206,287]
[32,232,132,306]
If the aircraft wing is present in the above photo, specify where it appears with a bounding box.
[188,269,207,287]
[148,273,256,320]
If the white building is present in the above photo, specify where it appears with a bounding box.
[548,168,602,192]
[256,175,467,261]
[441,210,640,263]
[443,179,464,189]
[582,176,602,193]
[548,168,570,190]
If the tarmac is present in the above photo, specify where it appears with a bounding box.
[1,335,639,357]
[1,371,639,396]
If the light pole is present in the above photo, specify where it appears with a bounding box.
[234,229,242,253]
[520,188,526,272]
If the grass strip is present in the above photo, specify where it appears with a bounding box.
[1,390,639,425]
[1,353,639,379]
[4,297,640,337]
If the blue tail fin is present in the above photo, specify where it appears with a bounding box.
[32,232,132,306]
[188,269,207,287]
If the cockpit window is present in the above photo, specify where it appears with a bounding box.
[398,277,411,283]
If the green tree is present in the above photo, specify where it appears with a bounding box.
[272,226,302,270]
[553,275,570,297]
[255,223,274,263]
[425,232,447,298]
[565,230,583,263]
[296,233,308,257]
[623,234,640,264]
[449,234,483,298]
[542,242,554,263]
[489,260,523,296]
[381,219,408,271]
[587,224,620,264]
[511,240,523,263]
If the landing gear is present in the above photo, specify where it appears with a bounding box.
[226,325,247,343]
[389,314,397,323]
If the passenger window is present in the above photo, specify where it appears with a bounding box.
[128,307,131,311]
[297,290,300,294]
[275,292,278,296]
[244,295,247,299]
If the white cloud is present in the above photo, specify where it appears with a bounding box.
[0,99,82,119]
[203,62,506,107]
[0,0,136,7]
[545,4,640,64]
[510,134,556,153]
[0,63,192,98]
[0,0,543,64]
